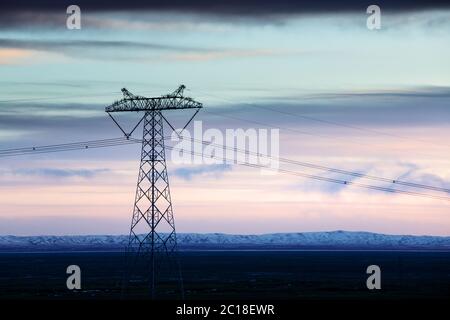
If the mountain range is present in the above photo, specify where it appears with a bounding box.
[0,231,449,251]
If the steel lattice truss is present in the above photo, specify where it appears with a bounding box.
[130,112,176,253]
[106,85,202,112]
[105,86,202,298]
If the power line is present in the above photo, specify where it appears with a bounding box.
[201,109,334,140]
[194,90,449,149]
[0,137,139,158]
[1,136,448,199]
[3,88,446,153]
[197,108,445,164]
[0,137,124,153]
[2,89,422,152]
[196,109,449,195]
[159,142,450,202]
[2,88,446,149]
[164,135,450,194]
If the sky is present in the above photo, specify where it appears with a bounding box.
[0,1,449,236]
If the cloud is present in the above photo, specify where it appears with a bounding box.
[392,163,450,192]
[296,86,450,100]
[0,48,34,64]
[0,38,214,61]
[12,168,110,178]
[291,164,374,194]
[0,38,288,62]
[1,1,449,16]
[0,85,449,149]
[167,49,296,62]
[1,1,449,31]
[292,161,450,196]
[2,9,448,34]
[238,86,450,127]
[174,164,232,180]
[0,38,207,52]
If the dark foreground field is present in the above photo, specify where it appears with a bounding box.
[0,251,449,300]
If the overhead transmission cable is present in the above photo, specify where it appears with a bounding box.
[0,136,448,201]
[157,141,450,202]
[193,89,449,149]
[0,137,139,158]
[163,135,450,194]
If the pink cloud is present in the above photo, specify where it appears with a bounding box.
[0,48,33,64]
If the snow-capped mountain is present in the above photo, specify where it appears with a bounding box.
[0,231,449,251]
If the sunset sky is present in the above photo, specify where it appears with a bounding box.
[0,1,449,236]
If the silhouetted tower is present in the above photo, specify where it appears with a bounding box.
[106,85,202,298]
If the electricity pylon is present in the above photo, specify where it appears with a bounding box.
[106,85,202,298]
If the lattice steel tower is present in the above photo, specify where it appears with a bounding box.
[106,86,202,298]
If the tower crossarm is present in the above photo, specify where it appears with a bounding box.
[105,85,202,112]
